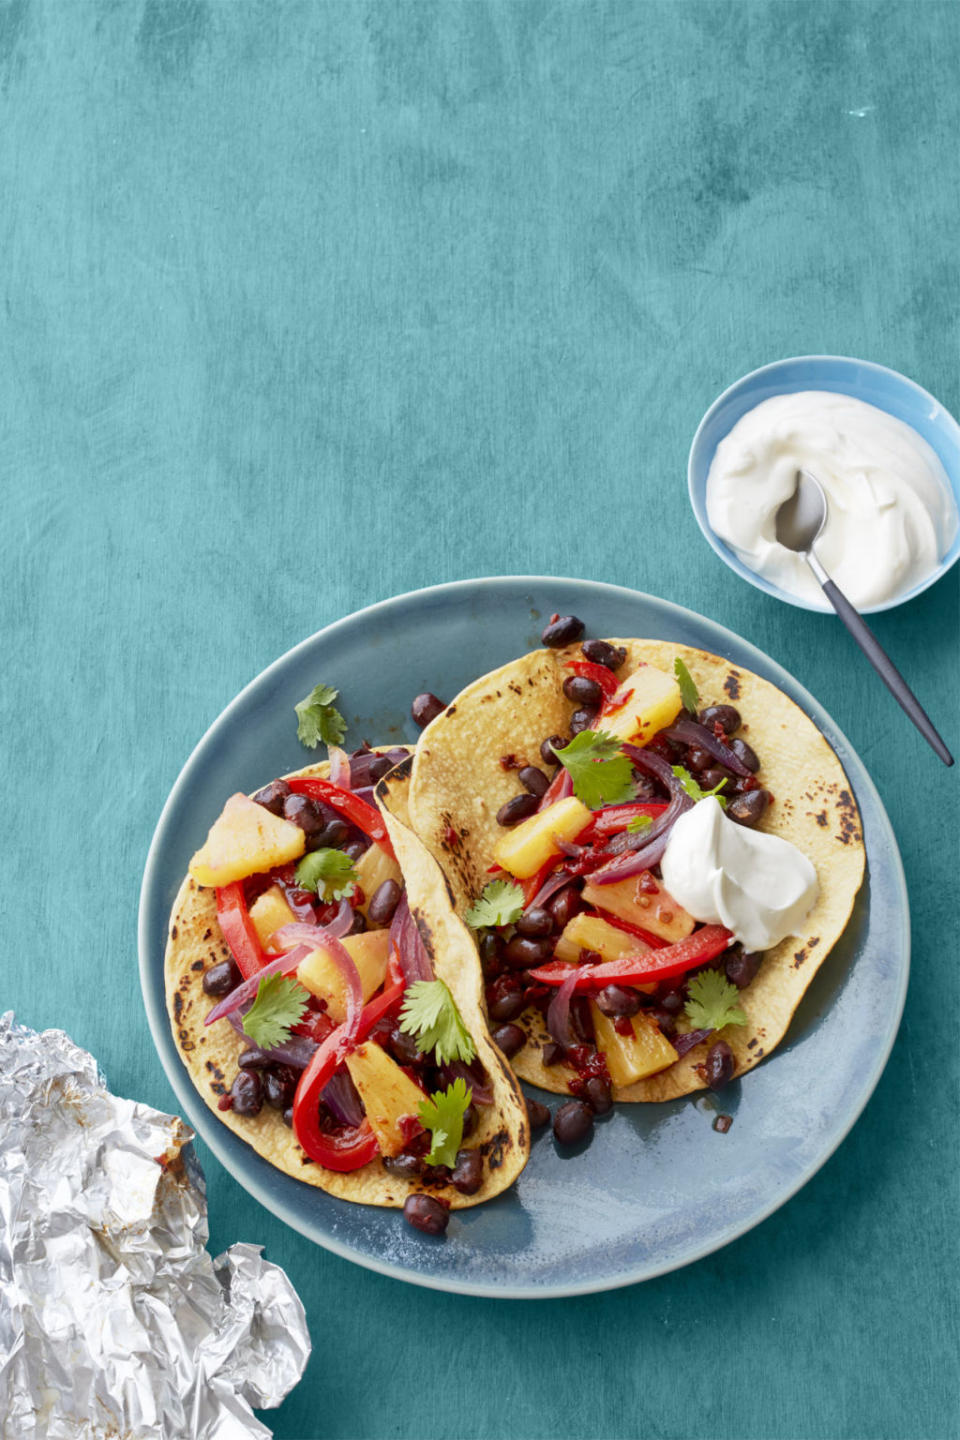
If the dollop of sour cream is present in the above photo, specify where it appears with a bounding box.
[706,391,958,609]
[660,798,819,953]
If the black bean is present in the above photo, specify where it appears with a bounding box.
[569,708,598,736]
[411,692,446,729]
[581,639,626,670]
[541,1041,564,1067]
[700,766,733,792]
[646,1006,677,1036]
[522,1099,549,1134]
[230,1070,263,1117]
[282,794,327,843]
[517,907,553,938]
[726,949,762,988]
[542,615,584,647]
[487,976,526,1022]
[312,819,349,851]
[387,1027,423,1066]
[540,734,568,765]
[461,1103,479,1140]
[705,1040,736,1090]
[563,675,603,708]
[518,765,549,797]
[251,779,291,815]
[403,1194,450,1235]
[347,909,366,935]
[383,1152,425,1179]
[342,839,368,861]
[583,1076,613,1115]
[729,737,760,773]
[496,793,540,827]
[686,747,713,773]
[282,1106,294,1127]
[203,959,240,997]
[595,984,642,1018]
[367,879,402,927]
[727,789,771,827]
[491,1023,526,1058]
[548,886,581,930]
[478,931,501,968]
[263,1066,298,1111]
[659,988,685,1014]
[570,998,594,1044]
[553,1099,594,1145]
[504,935,553,970]
[451,1148,484,1195]
[699,703,740,735]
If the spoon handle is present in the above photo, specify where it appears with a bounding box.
[816,572,954,766]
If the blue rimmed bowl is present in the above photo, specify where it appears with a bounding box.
[688,355,960,615]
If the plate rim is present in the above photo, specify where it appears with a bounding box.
[138,574,910,1299]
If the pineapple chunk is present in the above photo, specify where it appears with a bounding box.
[248,885,297,951]
[492,795,592,879]
[590,1005,679,1087]
[600,663,683,746]
[582,874,694,944]
[189,793,305,887]
[344,1042,425,1158]
[354,845,403,921]
[555,911,652,967]
[297,929,391,1023]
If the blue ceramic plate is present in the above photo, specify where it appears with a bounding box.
[688,355,960,614]
[139,577,908,1298]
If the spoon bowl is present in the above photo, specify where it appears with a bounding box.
[774,469,828,555]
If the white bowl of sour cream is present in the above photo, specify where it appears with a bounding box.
[688,356,960,614]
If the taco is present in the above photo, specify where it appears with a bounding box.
[407,628,865,1113]
[165,744,529,1234]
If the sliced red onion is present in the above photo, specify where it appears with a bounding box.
[238,1034,319,1070]
[587,747,695,886]
[204,944,312,1027]
[441,1061,492,1107]
[322,1069,365,1127]
[525,867,575,913]
[281,887,317,924]
[662,717,751,777]
[671,1027,712,1058]
[546,968,581,1050]
[273,901,354,946]
[389,895,434,984]
[328,745,352,789]
[352,785,376,807]
[554,837,583,859]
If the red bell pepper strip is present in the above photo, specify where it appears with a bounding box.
[522,857,561,908]
[591,802,668,834]
[215,882,268,981]
[592,910,669,949]
[292,977,406,1171]
[601,686,634,719]
[538,767,571,808]
[565,660,621,700]
[528,925,731,988]
[286,776,395,859]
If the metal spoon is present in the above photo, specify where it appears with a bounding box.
[775,468,953,766]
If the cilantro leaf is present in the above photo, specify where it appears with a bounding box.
[418,1077,473,1167]
[241,973,310,1049]
[465,879,525,929]
[683,970,747,1033]
[295,848,358,901]
[626,813,653,834]
[674,657,700,715]
[554,730,638,810]
[672,764,728,808]
[295,683,347,749]
[399,979,476,1065]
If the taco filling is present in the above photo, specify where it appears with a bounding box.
[165,742,529,1235]
[408,617,865,1123]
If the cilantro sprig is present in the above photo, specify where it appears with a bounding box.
[672,764,728,807]
[241,973,310,1050]
[418,1076,473,1168]
[295,683,347,749]
[674,657,700,715]
[399,979,477,1065]
[554,730,638,810]
[683,971,747,1033]
[294,848,358,901]
[626,813,653,834]
[465,879,525,929]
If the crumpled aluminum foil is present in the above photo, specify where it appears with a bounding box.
[0,1013,311,1439]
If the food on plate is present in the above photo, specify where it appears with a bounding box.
[705,391,959,609]
[165,740,529,1234]
[407,618,865,1125]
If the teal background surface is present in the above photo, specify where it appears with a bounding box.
[2,3,958,1438]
